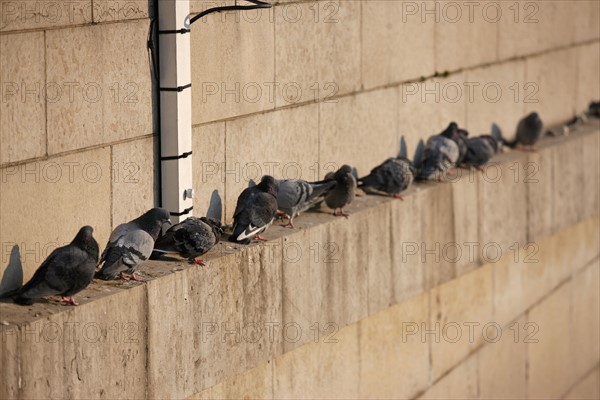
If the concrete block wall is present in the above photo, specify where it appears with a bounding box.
[1,0,599,398]
[1,124,598,399]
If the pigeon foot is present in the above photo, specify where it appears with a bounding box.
[254,235,268,242]
[193,259,206,266]
[282,221,295,229]
[61,296,79,306]
[119,272,145,282]
[333,210,350,219]
[392,193,404,200]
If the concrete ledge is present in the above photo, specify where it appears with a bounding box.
[1,121,599,399]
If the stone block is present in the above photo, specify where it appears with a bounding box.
[361,0,435,89]
[111,136,156,230]
[434,0,497,72]
[46,20,153,154]
[190,7,274,124]
[273,323,360,399]
[527,282,574,399]
[477,316,527,399]
[0,0,91,32]
[419,353,478,399]
[570,259,600,380]
[429,265,493,381]
[0,31,46,164]
[275,1,360,105]
[359,292,430,399]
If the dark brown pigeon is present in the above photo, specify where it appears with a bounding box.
[229,176,278,244]
[9,226,99,306]
[504,112,543,151]
[325,165,357,218]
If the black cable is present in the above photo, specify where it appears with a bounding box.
[170,206,194,217]
[189,0,272,25]
[149,0,162,208]
[147,17,159,83]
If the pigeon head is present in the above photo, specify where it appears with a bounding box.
[257,175,278,197]
[136,208,172,238]
[335,165,353,179]
[440,122,459,139]
[525,112,542,129]
[72,226,100,259]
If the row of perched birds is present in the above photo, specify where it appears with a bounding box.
[3,102,599,307]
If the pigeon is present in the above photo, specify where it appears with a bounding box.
[358,157,415,199]
[460,135,500,171]
[276,178,336,228]
[151,217,223,265]
[325,165,357,218]
[504,112,543,151]
[416,123,461,181]
[588,101,600,118]
[95,208,171,281]
[229,175,278,244]
[6,226,99,306]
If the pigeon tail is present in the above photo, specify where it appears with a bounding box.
[503,137,518,149]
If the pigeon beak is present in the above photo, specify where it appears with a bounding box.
[166,219,173,226]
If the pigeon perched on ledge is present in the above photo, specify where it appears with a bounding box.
[416,123,461,181]
[460,135,500,171]
[152,217,222,265]
[229,175,278,244]
[276,178,336,228]
[96,208,171,282]
[358,157,415,199]
[325,165,356,218]
[4,226,99,306]
[504,112,543,151]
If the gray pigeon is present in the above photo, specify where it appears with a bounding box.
[276,178,336,228]
[95,208,171,281]
[416,124,460,181]
[358,157,415,199]
[325,165,357,218]
[460,135,500,171]
[229,175,278,244]
[7,226,99,306]
[504,112,543,151]
[151,217,222,265]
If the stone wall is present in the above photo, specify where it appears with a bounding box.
[0,0,599,398]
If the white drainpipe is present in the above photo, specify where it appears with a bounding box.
[157,0,194,223]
